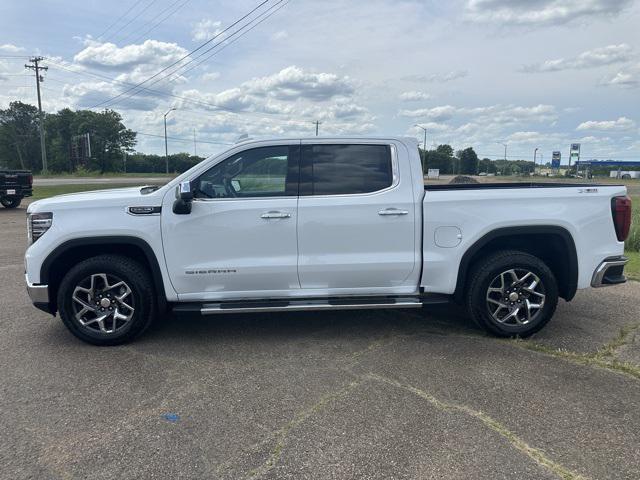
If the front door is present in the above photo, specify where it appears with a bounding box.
[162,143,300,300]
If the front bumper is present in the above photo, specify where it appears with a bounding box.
[591,256,628,288]
[26,275,53,314]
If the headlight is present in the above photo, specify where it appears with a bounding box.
[27,212,53,244]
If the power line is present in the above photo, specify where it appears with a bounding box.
[46,60,309,126]
[124,0,192,44]
[96,0,148,41]
[103,0,287,109]
[103,0,158,44]
[167,0,289,82]
[90,0,272,109]
[135,130,232,145]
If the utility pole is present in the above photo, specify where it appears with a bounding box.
[163,107,176,174]
[533,147,539,174]
[25,57,48,173]
[496,142,507,175]
[313,120,321,136]
[414,125,428,172]
[123,151,127,173]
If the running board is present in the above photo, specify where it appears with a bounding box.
[172,294,450,316]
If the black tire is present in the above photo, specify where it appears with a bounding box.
[57,255,156,345]
[466,250,558,337]
[1,196,21,208]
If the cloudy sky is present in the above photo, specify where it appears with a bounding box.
[1,0,639,161]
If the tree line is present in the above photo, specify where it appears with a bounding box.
[1,100,541,176]
[421,144,536,176]
[0,101,203,173]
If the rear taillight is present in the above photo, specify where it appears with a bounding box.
[28,174,33,186]
[611,196,632,242]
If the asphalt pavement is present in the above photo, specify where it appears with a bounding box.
[1,202,639,480]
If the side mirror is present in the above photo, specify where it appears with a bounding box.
[173,180,193,214]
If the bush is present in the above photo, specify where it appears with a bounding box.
[449,175,478,184]
[626,197,640,252]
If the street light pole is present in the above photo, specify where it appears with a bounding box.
[163,107,176,174]
[415,125,427,172]
[534,147,539,175]
[496,142,507,175]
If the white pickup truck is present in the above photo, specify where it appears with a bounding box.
[25,137,632,345]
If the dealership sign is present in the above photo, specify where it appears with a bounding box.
[552,151,561,169]
[570,143,580,165]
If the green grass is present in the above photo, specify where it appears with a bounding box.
[625,196,640,252]
[30,184,139,200]
[34,172,175,179]
[625,251,640,282]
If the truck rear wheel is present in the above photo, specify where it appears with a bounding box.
[466,250,558,337]
[57,255,156,345]
[1,196,21,208]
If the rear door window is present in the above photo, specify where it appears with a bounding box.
[300,144,393,196]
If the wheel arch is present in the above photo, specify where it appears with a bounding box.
[41,236,167,314]
[453,226,578,303]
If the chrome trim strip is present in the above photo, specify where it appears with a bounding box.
[591,257,628,287]
[26,275,49,304]
[200,299,422,315]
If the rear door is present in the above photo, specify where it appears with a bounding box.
[297,140,417,294]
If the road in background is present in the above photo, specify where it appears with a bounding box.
[2,201,640,479]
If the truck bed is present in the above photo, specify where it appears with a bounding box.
[420,182,627,296]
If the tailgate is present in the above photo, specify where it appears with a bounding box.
[0,171,32,196]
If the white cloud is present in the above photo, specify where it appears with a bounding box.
[242,66,355,101]
[200,72,221,82]
[412,122,449,132]
[73,40,188,70]
[0,44,24,53]
[399,105,458,121]
[465,0,633,26]
[402,71,468,83]
[192,19,223,42]
[399,104,557,124]
[165,66,373,139]
[521,44,633,72]
[576,116,636,131]
[271,30,288,41]
[599,63,640,88]
[399,91,431,101]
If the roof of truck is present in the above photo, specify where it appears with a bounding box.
[234,136,419,145]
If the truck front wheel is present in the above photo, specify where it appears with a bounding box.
[57,255,156,345]
[466,250,558,337]
[1,196,21,208]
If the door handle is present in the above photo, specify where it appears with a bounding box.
[378,208,409,216]
[261,211,291,219]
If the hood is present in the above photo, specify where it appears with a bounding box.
[28,185,165,213]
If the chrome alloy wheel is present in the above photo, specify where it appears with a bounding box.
[71,273,135,334]
[485,269,546,326]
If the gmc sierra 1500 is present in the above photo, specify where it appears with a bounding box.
[24,137,631,345]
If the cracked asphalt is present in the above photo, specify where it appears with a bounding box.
[1,202,639,480]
